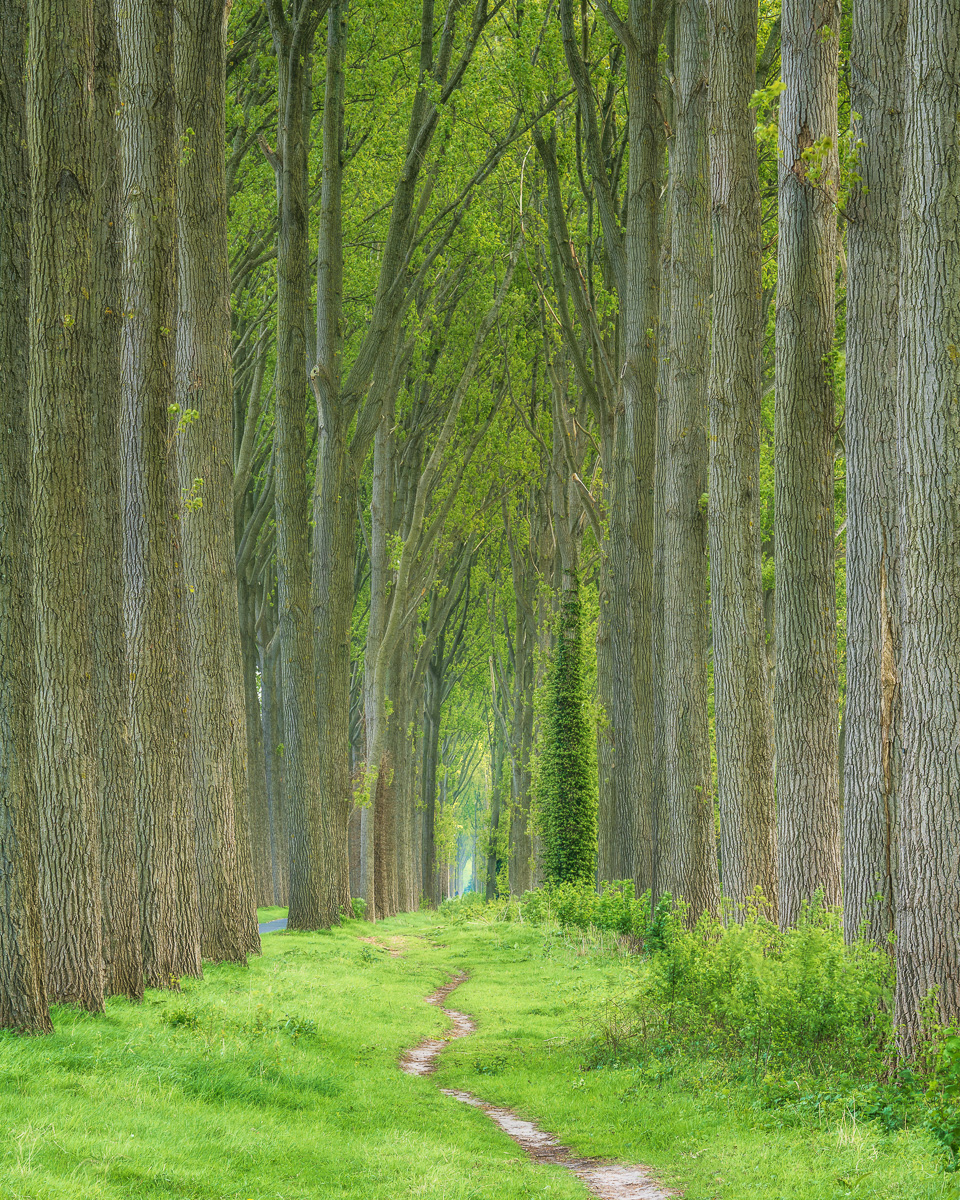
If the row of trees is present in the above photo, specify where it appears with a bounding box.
[2,0,959,1061]
[1,0,258,1030]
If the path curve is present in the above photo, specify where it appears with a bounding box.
[258,917,288,933]
[400,972,674,1200]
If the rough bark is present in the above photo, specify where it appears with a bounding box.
[175,0,258,962]
[28,0,106,1010]
[312,0,353,927]
[486,736,505,900]
[606,5,666,895]
[361,398,393,922]
[241,584,274,905]
[90,0,144,998]
[893,0,960,1053]
[391,635,417,912]
[842,0,905,946]
[118,0,202,985]
[706,0,778,917]
[261,633,289,906]
[0,0,52,1033]
[662,0,719,922]
[773,0,842,926]
[421,651,443,908]
[266,0,329,930]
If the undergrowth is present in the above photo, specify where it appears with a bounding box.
[440,883,960,1174]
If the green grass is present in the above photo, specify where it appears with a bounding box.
[255,906,288,925]
[0,914,954,1199]
[431,919,956,1199]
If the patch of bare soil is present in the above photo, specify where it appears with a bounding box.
[399,973,676,1199]
[359,935,407,957]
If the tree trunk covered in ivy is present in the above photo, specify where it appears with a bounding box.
[28,0,105,1010]
[0,0,52,1033]
[539,577,597,886]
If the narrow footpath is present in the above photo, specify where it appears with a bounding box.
[400,972,673,1200]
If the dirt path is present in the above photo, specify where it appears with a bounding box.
[400,973,674,1200]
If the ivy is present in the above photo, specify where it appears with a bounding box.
[537,581,597,886]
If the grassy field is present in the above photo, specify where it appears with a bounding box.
[0,911,953,1199]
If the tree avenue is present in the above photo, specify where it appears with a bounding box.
[1,0,959,1075]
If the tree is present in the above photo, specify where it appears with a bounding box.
[544,0,670,894]
[118,0,202,985]
[0,0,52,1034]
[662,0,720,921]
[706,0,778,916]
[264,0,331,930]
[842,0,906,947]
[90,0,144,999]
[28,0,105,1009]
[175,0,259,962]
[539,580,597,887]
[893,0,960,1054]
[773,0,842,926]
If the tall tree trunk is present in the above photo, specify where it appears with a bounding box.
[707,0,778,917]
[267,4,329,930]
[663,0,719,922]
[175,0,258,962]
[421,657,442,907]
[28,0,105,1010]
[652,4,675,906]
[509,585,536,896]
[842,0,905,946]
[392,636,417,912]
[261,632,289,906]
[118,0,201,986]
[361,402,392,922]
[622,11,667,896]
[893,0,960,1053]
[241,584,274,905]
[773,0,842,926]
[311,0,353,927]
[486,736,504,900]
[90,0,144,997]
[0,0,52,1033]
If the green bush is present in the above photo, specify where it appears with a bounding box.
[636,898,894,1079]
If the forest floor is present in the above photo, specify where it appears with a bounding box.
[0,912,953,1200]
